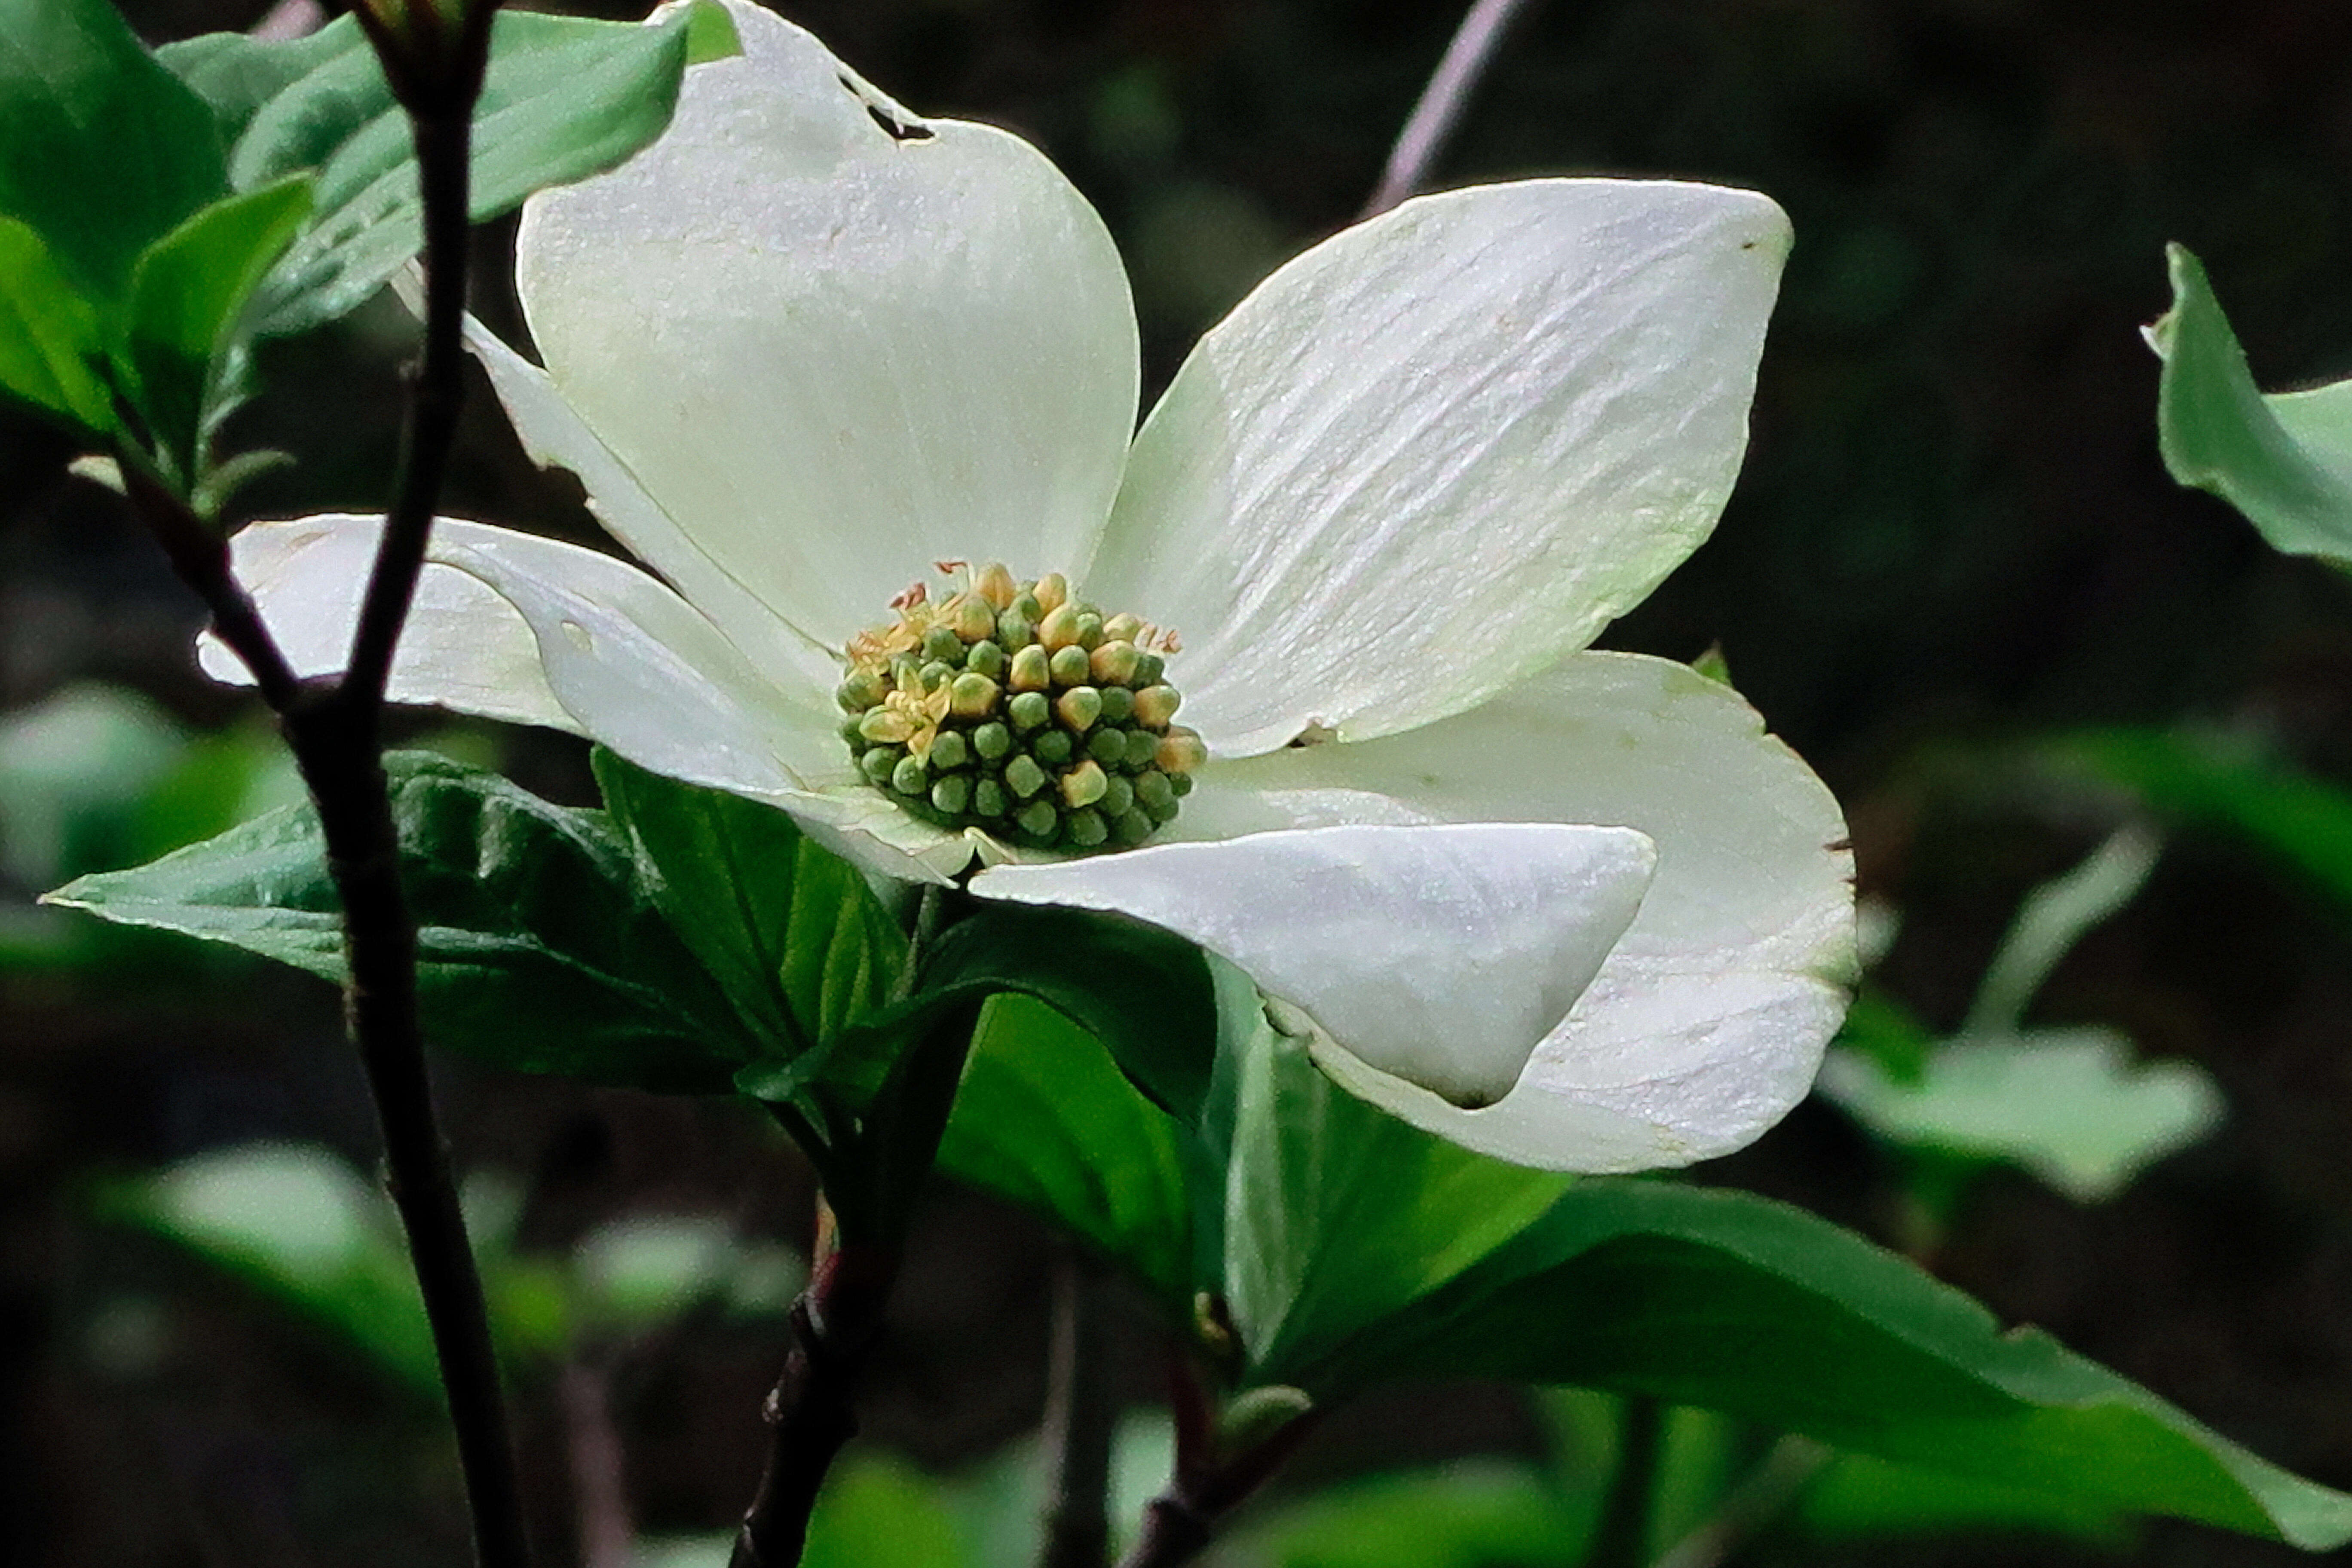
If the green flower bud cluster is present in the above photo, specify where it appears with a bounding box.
[838,564,1204,853]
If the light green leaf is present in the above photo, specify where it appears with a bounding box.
[1963,823,2161,1036]
[1298,1179,2352,1550]
[2057,726,2352,913]
[936,994,1200,1311]
[1217,1463,1588,1568]
[1222,1002,1571,1380]
[1816,1027,2223,1203]
[0,216,112,433]
[593,750,905,1066]
[116,175,312,470]
[162,9,697,337]
[103,1142,443,1394]
[46,751,753,1093]
[0,0,225,300]
[802,1453,977,1568]
[0,683,185,888]
[2150,243,2352,567]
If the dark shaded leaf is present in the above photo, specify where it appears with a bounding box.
[936,994,1199,1311]
[593,749,904,1061]
[1297,1176,2352,1550]
[48,752,751,1093]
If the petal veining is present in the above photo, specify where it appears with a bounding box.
[1186,650,1855,1170]
[971,821,1659,1107]
[1093,180,1788,757]
[514,0,1139,652]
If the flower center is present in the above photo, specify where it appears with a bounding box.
[836,562,1205,852]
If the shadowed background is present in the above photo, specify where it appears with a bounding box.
[4,0,2352,1563]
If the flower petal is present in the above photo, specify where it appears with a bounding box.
[1176,650,1854,1170]
[1092,180,1788,757]
[420,524,842,800]
[971,821,1658,1107]
[202,514,573,730]
[514,0,1139,651]
[462,313,841,702]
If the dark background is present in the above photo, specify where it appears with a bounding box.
[6,0,2352,1563]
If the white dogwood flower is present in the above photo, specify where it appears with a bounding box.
[214,0,1853,1170]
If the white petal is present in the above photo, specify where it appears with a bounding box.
[1186,650,1854,1170]
[462,314,841,701]
[421,526,841,800]
[514,0,1138,652]
[1092,180,1788,757]
[971,821,1658,1107]
[202,514,573,731]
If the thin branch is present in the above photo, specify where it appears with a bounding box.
[276,11,530,1564]
[122,468,302,710]
[1112,1376,1318,1568]
[1363,0,1545,219]
[1651,1436,1826,1568]
[1587,1395,1667,1568]
[562,1361,637,1568]
[1040,1252,1118,1568]
[729,980,984,1568]
[726,1240,900,1568]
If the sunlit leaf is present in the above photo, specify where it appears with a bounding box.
[0,216,112,434]
[0,0,225,301]
[1221,1001,1571,1379]
[115,175,312,471]
[161,8,704,336]
[594,750,905,1068]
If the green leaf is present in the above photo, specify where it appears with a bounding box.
[0,0,225,301]
[162,9,695,337]
[1299,1179,2352,1550]
[154,20,351,139]
[2150,243,2352,567]
[2057,726,2352,913]
[103,1142,444,1394]
[1227,1463,1589,1568]
[1960,823,2161,1036]
[1817,1027,2223,1204]
[1222,1003,1572,1380]
[936,994,1199,1311]
[802,1453,979,1568]
[909,903,1218,1125]
[1794,1449,2132,1547]
[115,175,312,471]
[593,750,905,1064]
[47,752,753,1093]
[0,216,113,434]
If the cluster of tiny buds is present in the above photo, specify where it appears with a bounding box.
[836,562,1206,851]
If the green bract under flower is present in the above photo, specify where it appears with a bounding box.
[837,564,1202,850]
